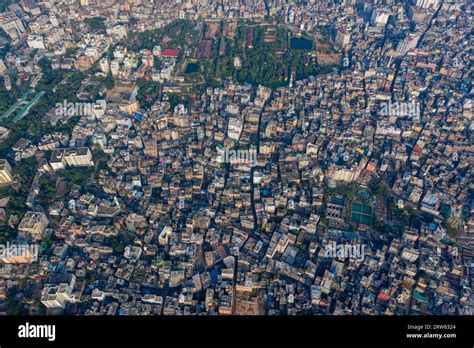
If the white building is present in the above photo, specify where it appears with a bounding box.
[328,167,361,183]
[113,46,127,61]
[0,159,13,184]
[370,10,389,27]
[416,0,438,9]
[64,148,94,167]
[50,147,94,171]
[99,58,109,74]
[110,59,120,76]
[227,117,243,141]
[92,100,107,118]
[396,34,419,56]
[18,211,49,238]
[85,47,100,61]
[27,35,45,49]
[41,275,76,309]
[113,25,127,39]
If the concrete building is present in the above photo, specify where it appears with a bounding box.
[396,34,420,56]
[41,275,76,309]
[335,28,350,49]
[18,211,49,238]
[0,12,26,39]
[99,58,109,74]
[27,35,46,49]
[50,148,94,171]
[0,159,13,185]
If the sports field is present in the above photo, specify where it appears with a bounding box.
[351,202,372,225]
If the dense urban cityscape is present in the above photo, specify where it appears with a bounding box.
[0,0,472,318]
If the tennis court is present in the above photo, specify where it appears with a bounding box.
[351,202,372,225]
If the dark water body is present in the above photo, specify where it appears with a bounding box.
[185,63,198,73]
[290,37,313,50]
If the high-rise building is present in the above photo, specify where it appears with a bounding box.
[0,12,26,40]
[41,274,76,309]
[50,148,94,171]
[110,59,120,76]
[228,117,243,140]
[396,34,419,56]
[416,0,438,9]
[99,58,109,74]
[335,28,351,49]
[0,159,13,185]
[0,58,7,74]
[370,10,389,27]
[64,148,94,167]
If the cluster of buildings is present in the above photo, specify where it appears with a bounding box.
[104,45,180,82]
[0,0,472,316]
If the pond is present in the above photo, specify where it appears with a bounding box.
[185,63,198,73]
[290,37,313,50]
